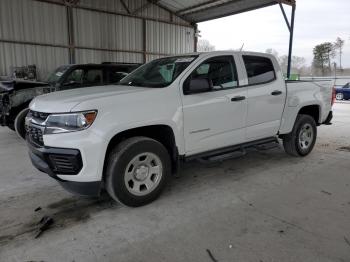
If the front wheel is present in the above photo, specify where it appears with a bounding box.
[282,114,317,157]
[105,137,171,207]
[14,108,29,139]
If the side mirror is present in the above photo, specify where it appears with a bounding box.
[185,78,212,94]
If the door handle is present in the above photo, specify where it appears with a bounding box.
[271,90,282,96]
[231,96,246,101]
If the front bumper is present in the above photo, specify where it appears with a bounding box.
[27,140,101,196]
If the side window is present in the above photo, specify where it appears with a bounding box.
[243,55,276,85]
[64,69,83,85]
[184,56,238,94]
[83,69,103,85]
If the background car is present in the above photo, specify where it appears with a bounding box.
[0,63,141,139]
[335,82,350,100]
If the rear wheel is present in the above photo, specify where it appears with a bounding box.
[105,137,171,207]
[14,108,29,139]
[283,114,317,157]
[336,93,343,100]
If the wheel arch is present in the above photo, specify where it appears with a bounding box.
[102,125,179,181]
[279,103,321,135]
[298,104,321,125]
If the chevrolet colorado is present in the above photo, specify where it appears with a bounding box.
[25,51,334,206]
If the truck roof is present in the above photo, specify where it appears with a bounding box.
[60,63,142,69]
[165,50,276,58]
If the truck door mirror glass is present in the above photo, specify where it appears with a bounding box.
[186,78,212,94]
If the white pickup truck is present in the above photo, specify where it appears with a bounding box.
[26,51,334,206]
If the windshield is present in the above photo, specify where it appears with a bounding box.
[119,56,197,88]
[47,65,70,84]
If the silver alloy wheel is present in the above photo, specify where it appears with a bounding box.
[336,93,343,100]
[298,123,314,150]
[124,152,163,196]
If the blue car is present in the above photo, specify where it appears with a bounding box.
[335,82,350,100]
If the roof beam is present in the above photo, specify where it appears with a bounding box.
[131,1,162,15]
[181,0,278,22]
[176,0,222,15]
[148,0,192,23]
[276,0,296,6]
[279,2,291,31]
[120,0,131,14]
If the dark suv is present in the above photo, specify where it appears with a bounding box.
[0,63,141,138]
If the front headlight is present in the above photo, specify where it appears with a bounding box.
[45,110,97,134]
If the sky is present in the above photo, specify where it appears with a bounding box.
[198,0,350,68]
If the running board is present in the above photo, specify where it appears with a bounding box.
[185,137,279,163]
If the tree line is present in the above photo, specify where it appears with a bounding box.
[198,37,347,76]
[313,37,345,75]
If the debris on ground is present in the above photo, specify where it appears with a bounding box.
[34,207,42,212]
[321,190,332,196]
[206,249,218,262]
[35,216,54,239]
[337,146,350,152]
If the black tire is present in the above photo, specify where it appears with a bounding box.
[105,137,171,207]
[282,114,317,157]
[14,108,29,139]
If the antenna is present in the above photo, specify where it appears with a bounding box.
[239,43,244,51]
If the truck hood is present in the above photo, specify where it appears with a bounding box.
[30,85,150,112]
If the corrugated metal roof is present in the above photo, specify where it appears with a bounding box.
[159,0,295,22]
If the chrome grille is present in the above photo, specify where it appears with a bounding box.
[27,124,44,146]
[26,110,50,146]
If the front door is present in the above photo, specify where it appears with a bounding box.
[181,55,248,155]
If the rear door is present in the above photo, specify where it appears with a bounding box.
[241,55,286,140]
[181,55,248,155]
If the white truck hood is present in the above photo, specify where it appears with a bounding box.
[30,85,148,113]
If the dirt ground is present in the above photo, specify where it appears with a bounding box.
[0,102,349,262]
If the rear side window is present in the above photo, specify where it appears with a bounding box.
[243,56,276,85]
[83,69,103,85]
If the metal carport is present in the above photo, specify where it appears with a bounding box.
[157,0,297,78]
[0,0,296,79]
